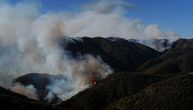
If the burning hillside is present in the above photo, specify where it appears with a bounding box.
[1,0,193,110]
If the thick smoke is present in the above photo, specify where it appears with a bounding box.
[10,83,38,100]
[0,0,180,101]
[62,0,180,40]
[46,55,112,102]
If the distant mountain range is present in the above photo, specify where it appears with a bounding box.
[108,37,173,51]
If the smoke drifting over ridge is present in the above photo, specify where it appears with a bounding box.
[10,83,38,100]
[0,0,179,100]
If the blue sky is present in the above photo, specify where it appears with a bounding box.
[6,0,193,38]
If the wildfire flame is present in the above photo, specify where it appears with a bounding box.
[92,80,97,86]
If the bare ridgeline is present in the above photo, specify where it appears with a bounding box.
[0,0,193,110]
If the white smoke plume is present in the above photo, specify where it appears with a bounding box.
[0,0,180,101]
[10,83,38,100]
[45,55,112,102]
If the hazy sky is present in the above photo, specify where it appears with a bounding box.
[6,0,193,38]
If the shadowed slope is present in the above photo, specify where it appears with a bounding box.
[59,72,162,110]
[0,87,61,110]
[62,37,161,71]
[111,74,193,110]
